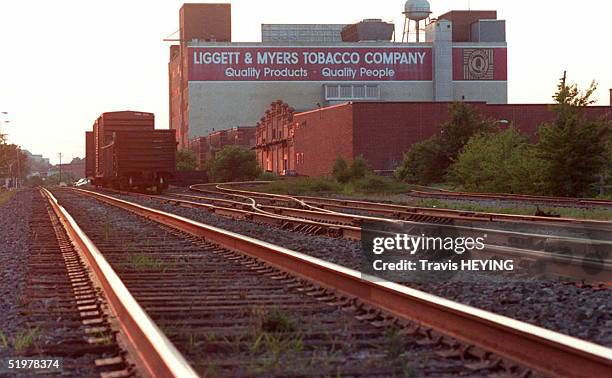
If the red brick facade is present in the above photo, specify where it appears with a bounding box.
[255,101,611,177]
[437,10,497,42]
[255,101,297,173]
[170,4,232,149]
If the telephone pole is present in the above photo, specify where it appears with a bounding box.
[15,147,21,188]
[59,152,62,186]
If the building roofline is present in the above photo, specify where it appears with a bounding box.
[295,102,353,117]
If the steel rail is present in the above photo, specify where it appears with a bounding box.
[41,188,198,378]
[102,191,612,281]
[150,193,362,239]
[71,187,612,378]
[206,182,612,227]
[196,184,612,247]
[298,196,612,227]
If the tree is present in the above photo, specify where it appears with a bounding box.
[438,102,495,166]
[535,73,611,197]
[207,145,261,182]
[176,149,197,171]
[395,102,494,184]
[603,132,612,194]
[448,127,545,194]
[45,172,77,185]
[0,144,29,180]
[395,136,445,184]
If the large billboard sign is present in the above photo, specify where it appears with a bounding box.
[452,48,507,81]
[188,47,433,82]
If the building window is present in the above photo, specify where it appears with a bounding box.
[324,84,380,101]
[296,152,305,164]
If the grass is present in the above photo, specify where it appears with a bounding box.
[127,253,167,271]
[253,177,612,220]
[414,198,612,220]
[245,307,304,373]
[0,190,15,205]
[256,176,409,196]
[0,327,40,352]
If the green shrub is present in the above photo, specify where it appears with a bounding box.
[352,175,408,194]
[258,171,278,181]
[395,102,495,185]
[176,149,197,171]
[207,145,261,182]
[332,157,351,183]
[448,127,545,194]
[349,155,369,180]
[395,137,445,184]
[262,177,342,195]
[333,156,371,183]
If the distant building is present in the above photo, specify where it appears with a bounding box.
[261,24,346,42]
[22,150,51,177]
[52,159,86,179]
[190,126,256,170]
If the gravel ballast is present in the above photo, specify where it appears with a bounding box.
[99,191,612,348]
[54,189,504,377]
[0,190,33,354]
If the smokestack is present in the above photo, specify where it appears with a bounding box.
[609,88,612,106]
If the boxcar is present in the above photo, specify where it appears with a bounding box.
[85,131,94,178]
[86,111,177,192]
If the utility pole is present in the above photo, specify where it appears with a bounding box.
[562,70,567,88]
[15,147,20,188]
[59,152,62,186]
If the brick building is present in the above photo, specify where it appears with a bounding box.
[190,126,256,169]
[169,3,509,149]
[255,101,611,177]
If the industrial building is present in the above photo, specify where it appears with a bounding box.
[169,2,508,148]
[190,126,256,169]
[255,101,611,177]
[261,24,346,43]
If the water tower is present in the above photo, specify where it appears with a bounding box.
[402,0,431,42]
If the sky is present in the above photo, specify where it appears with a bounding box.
[0,0,610,164]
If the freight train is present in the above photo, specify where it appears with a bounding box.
[85,111,176,192]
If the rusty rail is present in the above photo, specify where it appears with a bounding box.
[41,188,198,378]
[71,187,612,378]
[205,182,612,227]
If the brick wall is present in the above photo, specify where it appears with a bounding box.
[352,102,450,171]
[481,104,611,138]
[437,10,497,42]
[293,104,354,177]
[179,3,231,43]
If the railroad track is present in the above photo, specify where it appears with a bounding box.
[86,185,612,283]
[41,187,612,377]
[197,182,612,229]
[167,184,611,282]
[8,190,133,377]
